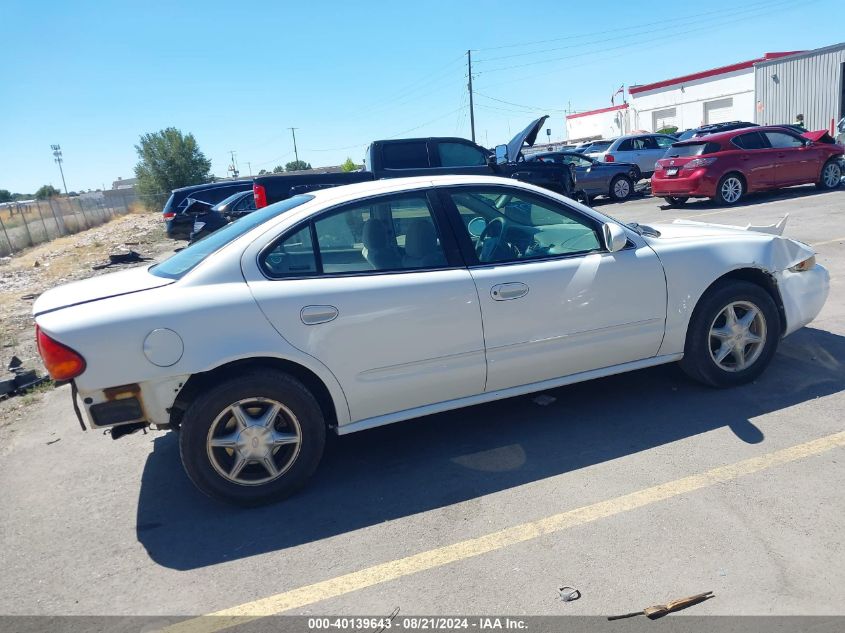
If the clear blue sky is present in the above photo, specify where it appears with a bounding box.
[2,0,842,194]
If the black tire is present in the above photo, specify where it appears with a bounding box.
[816,159,842,190]
[609,174,633,201]
[630,166,642,182]
[574,190,591,205]
[179,371,326,506]
[664,196,688,207]
[679,280,780,388]
[712,173,745,206]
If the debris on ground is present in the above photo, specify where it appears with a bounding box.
[533,394,557,406]
[607,591,714,620]
[92,249,150,270]
[558,585,581,602]
[0,355,50,400]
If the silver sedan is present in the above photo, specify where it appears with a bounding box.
[529,152,641,202]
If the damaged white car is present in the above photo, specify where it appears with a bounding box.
[33,176,829,505]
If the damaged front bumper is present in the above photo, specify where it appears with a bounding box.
[777,264,830,336]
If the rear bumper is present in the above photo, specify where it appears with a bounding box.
[777,264,830,336]
[76,375,188,430]
[651,169,718,197]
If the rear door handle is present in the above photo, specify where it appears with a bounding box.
[300,305,339,325]
[491,282,529,301]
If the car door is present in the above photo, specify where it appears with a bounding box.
[439,185,667,392]
[762,130,820,184]
[730,131,777,190]
[430,141,494,176]
[242,190,486,423]
[566,154,604,195]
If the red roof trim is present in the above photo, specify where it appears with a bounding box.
[628,52,801,95]
[566,103,628,120]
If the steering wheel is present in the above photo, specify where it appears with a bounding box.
[476,216,511,262]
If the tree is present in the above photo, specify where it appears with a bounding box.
[258,169,269,176]
[133,128,211,204]
[656,126,678,135]
[272,165,285,173]
[285,160,311,172]
[35,185,60,200]
[0,189,12,203]
[341,157,361,172]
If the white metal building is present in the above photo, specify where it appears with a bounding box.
[565,103,630,142]
[628,53,797,133]
[754,43,845,132]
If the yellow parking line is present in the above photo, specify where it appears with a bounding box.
[165,431,845,633]
[810,236,845,248]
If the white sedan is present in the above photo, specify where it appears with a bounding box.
[34,175,829,505]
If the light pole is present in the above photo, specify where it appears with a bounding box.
[51,144,69,196]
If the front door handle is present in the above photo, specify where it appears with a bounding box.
[300,305,339,325]
[491,282,529,301]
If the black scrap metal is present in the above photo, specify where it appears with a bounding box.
[91,250,150,270]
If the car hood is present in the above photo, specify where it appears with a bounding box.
[33,266,175,317]
[642,217,814,270]
[507,116,549,161]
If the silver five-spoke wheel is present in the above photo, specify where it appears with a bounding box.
[822,162,841,188]
[708,301,767,372]
[720,176,743,204]
[206,397,302,486]
[614,178,630,198]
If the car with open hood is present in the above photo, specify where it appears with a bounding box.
[33,175,828,505]
[252,116,575,208]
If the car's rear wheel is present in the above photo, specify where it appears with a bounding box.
[664,196,688,207]
[609,174,633,201]
[179,371,326,506]
[680,280,780,387]
[713,173,745,205]
[816,159,842,190]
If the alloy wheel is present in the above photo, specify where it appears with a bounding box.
[206,397,302,485]
[823,162,841,187]
[708,301,767,372]
[720,177,743,203]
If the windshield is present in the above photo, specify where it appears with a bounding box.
[676,129,696,141]
[150,195,314,279]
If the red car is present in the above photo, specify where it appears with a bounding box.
[652,126,843,206]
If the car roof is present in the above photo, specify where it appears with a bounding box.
[172,180,252,194]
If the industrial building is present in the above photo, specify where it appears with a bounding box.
[754,43,845,132]
[564,42,844,141]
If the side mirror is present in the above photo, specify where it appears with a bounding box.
[494,144,509,165]
[602,222,627,252]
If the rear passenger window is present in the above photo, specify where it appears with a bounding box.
[262,226,318,277]
[381,142,429,169]
[733,132,767,150]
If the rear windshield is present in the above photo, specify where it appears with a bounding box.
[150,195,314,279]
[676,130,696,141]
[588,141,612,151]
[663,142,720,158]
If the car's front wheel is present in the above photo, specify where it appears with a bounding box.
[179,370,326,506]
[609,174,633,201]
[713,173,745,205]
[816,159,842,190]
[680,280,780,388]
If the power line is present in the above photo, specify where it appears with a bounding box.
[472,0,775,53]
[478,0,794,75]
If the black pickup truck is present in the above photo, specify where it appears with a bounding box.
[253,116,574,207]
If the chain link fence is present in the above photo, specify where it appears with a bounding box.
[0,190,153,257]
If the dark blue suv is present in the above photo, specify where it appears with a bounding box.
[162,180,253,239]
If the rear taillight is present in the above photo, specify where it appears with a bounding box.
[36,325,86,381]
[604,154,615,162]
[254,184,267,209]
[162,211,176,221]
[682,157,717,170]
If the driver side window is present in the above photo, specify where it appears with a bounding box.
[449,189,602,265]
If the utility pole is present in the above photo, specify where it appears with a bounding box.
[246,161,252,177]
[51,145,68,196]
[288,127,299,164]
[467,50,476,143]
[228,150,239,178]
